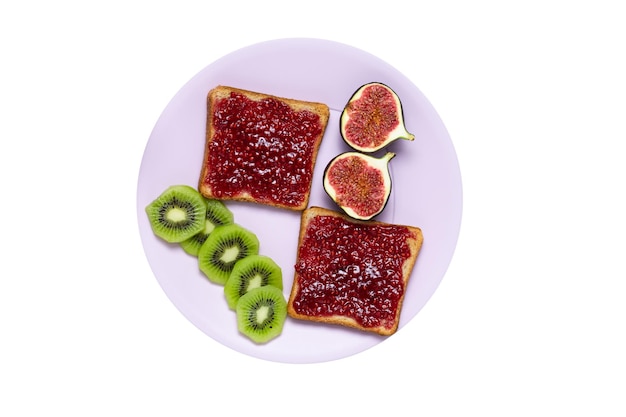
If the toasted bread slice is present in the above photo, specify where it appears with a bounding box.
[198,86,330,211]
[287,206,423,336]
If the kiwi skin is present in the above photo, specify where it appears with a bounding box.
[224,255,283,310]
[236,285,287,344]
[180,199,234,256]
[197,223,260,285]
[145,185,207,243]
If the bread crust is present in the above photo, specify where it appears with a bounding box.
[287,206,423,336]
[198,86,330,211]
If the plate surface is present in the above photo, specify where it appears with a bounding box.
[137,38,462,363]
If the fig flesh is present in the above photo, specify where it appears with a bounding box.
[340,82,414,153]
[323,151,395,221]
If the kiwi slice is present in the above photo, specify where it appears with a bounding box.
[224,255,283,310]
[198,223,260,285]
[236,286,286,344]
[145,185,207,243]
[180,199,234,256]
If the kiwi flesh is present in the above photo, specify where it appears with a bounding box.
[236,286,286,344]
[198,223,260,285]
[145,185,207,243]
[224,255,282,310]
[180,199,234,256]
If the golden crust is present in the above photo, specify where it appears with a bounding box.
[287,206,423,336]
[198,86,330,211]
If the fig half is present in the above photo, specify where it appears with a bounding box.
[323,151,395,221]
[340,82,414,153]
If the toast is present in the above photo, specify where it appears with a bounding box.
[287,206,423,336]
[198,86,330,211]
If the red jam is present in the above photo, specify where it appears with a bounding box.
[292,215,416,330]
[202,92,324,208]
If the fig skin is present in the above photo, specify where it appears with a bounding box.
[340,82,415,153]
[323,151,395,221]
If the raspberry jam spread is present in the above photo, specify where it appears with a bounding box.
[292,214,416,330]
[202,91,324,208]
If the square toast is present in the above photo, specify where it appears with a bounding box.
[287,206,423,336]
[198,86,330,211]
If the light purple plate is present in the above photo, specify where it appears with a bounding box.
[137,38,462,363]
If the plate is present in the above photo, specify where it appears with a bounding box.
[137,38,462,363]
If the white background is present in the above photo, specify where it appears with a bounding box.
[1,1,625,415]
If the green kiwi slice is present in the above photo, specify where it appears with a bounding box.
[236,286,286,344]
[145,185,207,243]
[224,255,283,310]
[198,224,260,285]
[180,199,234,256]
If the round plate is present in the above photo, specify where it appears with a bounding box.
[137,38,462,363]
